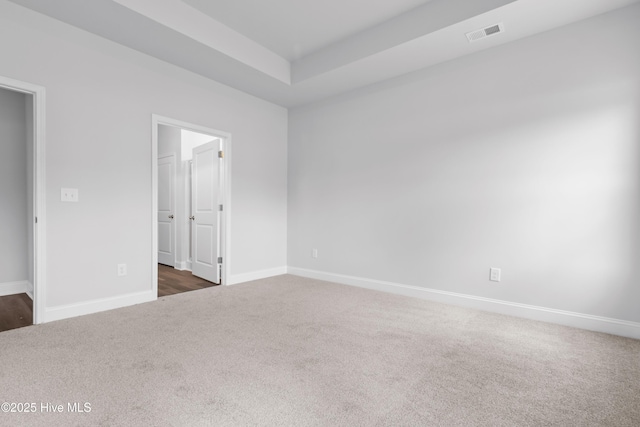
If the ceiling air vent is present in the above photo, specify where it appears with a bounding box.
[466,23,505,42]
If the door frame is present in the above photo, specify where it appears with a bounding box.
[151,114,231,294]
[0,75,46,324]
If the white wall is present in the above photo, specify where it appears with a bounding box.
[181,129,216,161]
[0,1,287,320]
[158,124,181,157]
[288,5,640,326]
[0,87,28,286]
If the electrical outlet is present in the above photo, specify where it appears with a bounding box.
[490,268,501,282]
[312,249,318,259]
[61,188,79,202]
[117,264,127,276]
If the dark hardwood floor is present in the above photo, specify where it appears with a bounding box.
[158,264,218,297]
[0,293,33,333]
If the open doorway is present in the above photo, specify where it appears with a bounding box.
[152,115,230,298]
[0,76,45,331]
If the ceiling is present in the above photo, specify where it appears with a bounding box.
[182,0,431,61]
[8,0,640,108]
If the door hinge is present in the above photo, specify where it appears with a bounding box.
[218,151,224,158]
[217,257,223,264]
[35,217,38,224]
[219,204,223,211]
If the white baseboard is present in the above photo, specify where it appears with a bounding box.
[228,266,288,285]
[174,261,190,271]
[288,267,640,340]
[0,280,29,297]
[26,281,34,300]
[43,290,156,323]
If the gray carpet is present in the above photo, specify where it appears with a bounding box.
[1,275,639,426]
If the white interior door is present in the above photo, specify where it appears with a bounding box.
[191,141,220,283]
[157,154,175,266]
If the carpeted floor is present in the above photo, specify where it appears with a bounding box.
[1,274,639,426]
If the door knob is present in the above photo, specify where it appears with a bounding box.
[189,216,195,220]
[168,215,174,219]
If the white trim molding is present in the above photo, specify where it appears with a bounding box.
[26,281,34,300]
[288,267,640,340]
[43,291,156,323]
[174,261,190,271]
[0,280,29,297]
[228,266,288,285]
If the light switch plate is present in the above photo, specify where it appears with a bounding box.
[61,188,79,202]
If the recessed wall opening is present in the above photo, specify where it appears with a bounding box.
[152,115,231,298]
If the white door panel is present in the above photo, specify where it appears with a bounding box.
[195,224,214,264]
[158,222,172,254]
[157,155,175,266]
[191,141,220,283]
